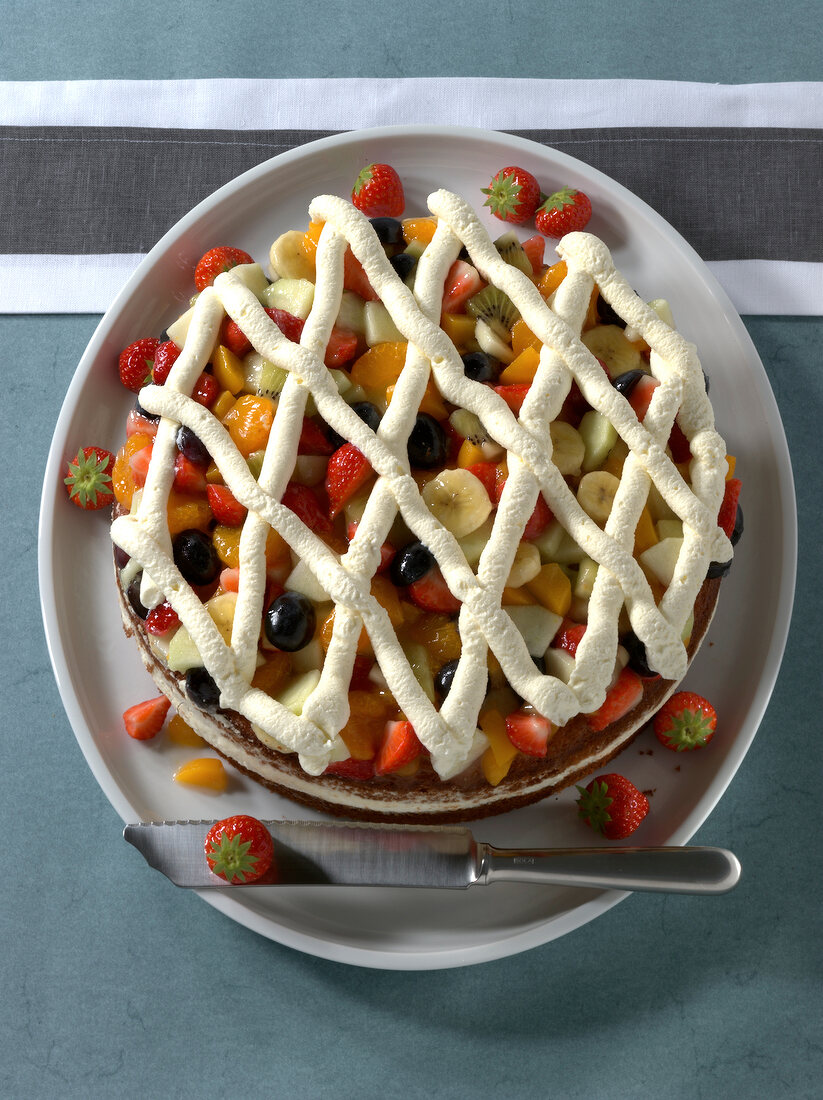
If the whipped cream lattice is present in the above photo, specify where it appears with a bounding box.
[111,190,732,780]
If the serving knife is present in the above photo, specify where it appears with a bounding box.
[124,820,740,894]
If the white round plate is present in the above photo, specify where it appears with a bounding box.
[39,126,796,970]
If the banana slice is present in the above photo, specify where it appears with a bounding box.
[421,468,493,538]
[475,318,514,364]
[582,325,645,379]
[269,230,315,280]
[549,421,585,477]
[577,470,620,524]
[506,541,541,587]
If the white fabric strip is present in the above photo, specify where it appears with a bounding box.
[2,253,818,317]
[2,78,821,130]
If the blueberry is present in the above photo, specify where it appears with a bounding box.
[461,351,498,384]
[612,369,647,398]
[622,631,659,678]
[596,296,627,329]
[173,529,219,586]
[389,251,417,280]
[706,558,732,580]
[185,667,220,711]
[703,370,711,394]
[370,217,404,246]
[114,545,130,571]
[351,401,382,432]
[407,413,446,469]
[176,425,210,466]
[731,504,744,547]
[390,541,435,586]
[531,654,547,674]
[264,591,316,652]
[435,659,460,699]
[127,575,148,619]
[135,397,160,423]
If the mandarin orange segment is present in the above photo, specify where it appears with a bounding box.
[371,575,404,628]
[726,455,736,480]
[402,217,437,246]
[112,432,153,508]
[633,507,658,557]
[386,379,448,421]
[167,490,213,537]
[499,345,540,385]
[407,614,462,665]
[511,319,541,357]
[212,345,246,394]
[265,528,292,571]
[303,220,324,259]
[537,259,567,299]
[456,438,486,468]
[213,525,243,568]
[350,342,408,397]
[251,651,293,697]
[440,313,477,350]
[167,713,206,747]
[173,757,228,790]
[223,394,275,456]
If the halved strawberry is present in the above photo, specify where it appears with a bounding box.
[442,260,485,314]
[522,234,545,276]
[522,493,553,539]
[553,619,587,656]
[494,383,530,415]
[343,248,379,301]
[628,375,659,421]
[126,408,159,439]
[145,601,180,636]
[717,478,742,538]
[653,691,717,751]
[408,567,461,613]
[207,483,247,526]
[587,667,644,731]
[191,372,219,407]
[465,461,502,501]
[324,757,375,780]
[668,421,691,463]
[173,452,208,495]
[325,327,359,367]
[129,442,154,488]
[298,417,335,456]
[123,695,171,740]
[264,306,304,342]
[221,318,252,358]
[64,446,115,510]
[374,719,423,775]
[505,710,552,756]
[219,566,241,593]
[194,246,253,292]
[325,443,373,518]
[281,482,333,533]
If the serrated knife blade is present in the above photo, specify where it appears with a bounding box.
[123,821,740,894]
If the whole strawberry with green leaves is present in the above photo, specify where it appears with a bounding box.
[204,815,274,884]
[64,446,115,510]
[654,691,717,751]
[576,773,649,839]
[351,163,405,218]
[535,186,593,237]
[481,166,541,224]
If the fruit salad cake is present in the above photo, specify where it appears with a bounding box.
[110,185,736,822]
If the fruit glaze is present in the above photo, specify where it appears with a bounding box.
[111,190,732,792]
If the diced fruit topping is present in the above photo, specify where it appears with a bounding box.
[204,815,274,884]
[407,413,447,469]
[281,482,333,533]
[145,601,180,636]
[408,567,461,613]
[505,710,553,756]
[172,529,220,586]
[185,667,221,711]
[481,166,541,223]
[442,259,485,313]
[391,541,435,586]
[263,591,316,652]
[717,478,742,539]
[587,667,644,731]
[151,339,181,384]
[173,451,208,495]
[118,338,160,392]
[421,468,492,538]
[206,483,247,526]
[374,720,423,775]
[535,187,592,237]
[553,619,587,656]
[351,163,405,218]
[653,691,717,751]
[194,246,254,291]
[64,446,115,510]
[576,773,649,839]
[325,443,373,518]
[123,694,171,740]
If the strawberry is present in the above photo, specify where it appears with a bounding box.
[347,521,395,573]
[221,318,252,358]
[191,371,219,407]
[535,187,592,238]
[219,566,241,593]
[349,654,375,691]
[325,327,359,367]
[587,667,644,731]
[522,493,553,540]
[194,246,253,292]
[465,461,502,501]
[145,601,180,636]
[151,339,181,384]
[204,815,274,884]
[442,260,485,314]
[628,374,659,421]
[207,483,247,526]
[126,408,159,439]
[408,567,461,613]
[553,618,587,656]
[480,464,552,538]
[118,337,160,392]
[522,234,545,276]
[128,442,153,488]
[654,691,717,751]
[325,443,373,518]
[265,306,304,342]
[343,248,379,302]
[668,421,691,463]
[325,757,375,780]
[481,167,541,224]
[717,478,742,539]
[173,452,208,495]
[281,482,333,533]
[505,710,552,756]
[123,694,171,740]
[298,418,335,456]
[494,383,530,415]
[576,773,649,839]
[352,163,405,218]
[64,446,115,510]
[374,719,423,775]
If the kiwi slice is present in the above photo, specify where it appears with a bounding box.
[466,286,520,341]
[494,231,533,276]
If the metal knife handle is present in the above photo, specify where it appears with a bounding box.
[478,845,741,894]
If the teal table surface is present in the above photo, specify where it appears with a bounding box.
[2,3,821,1098]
